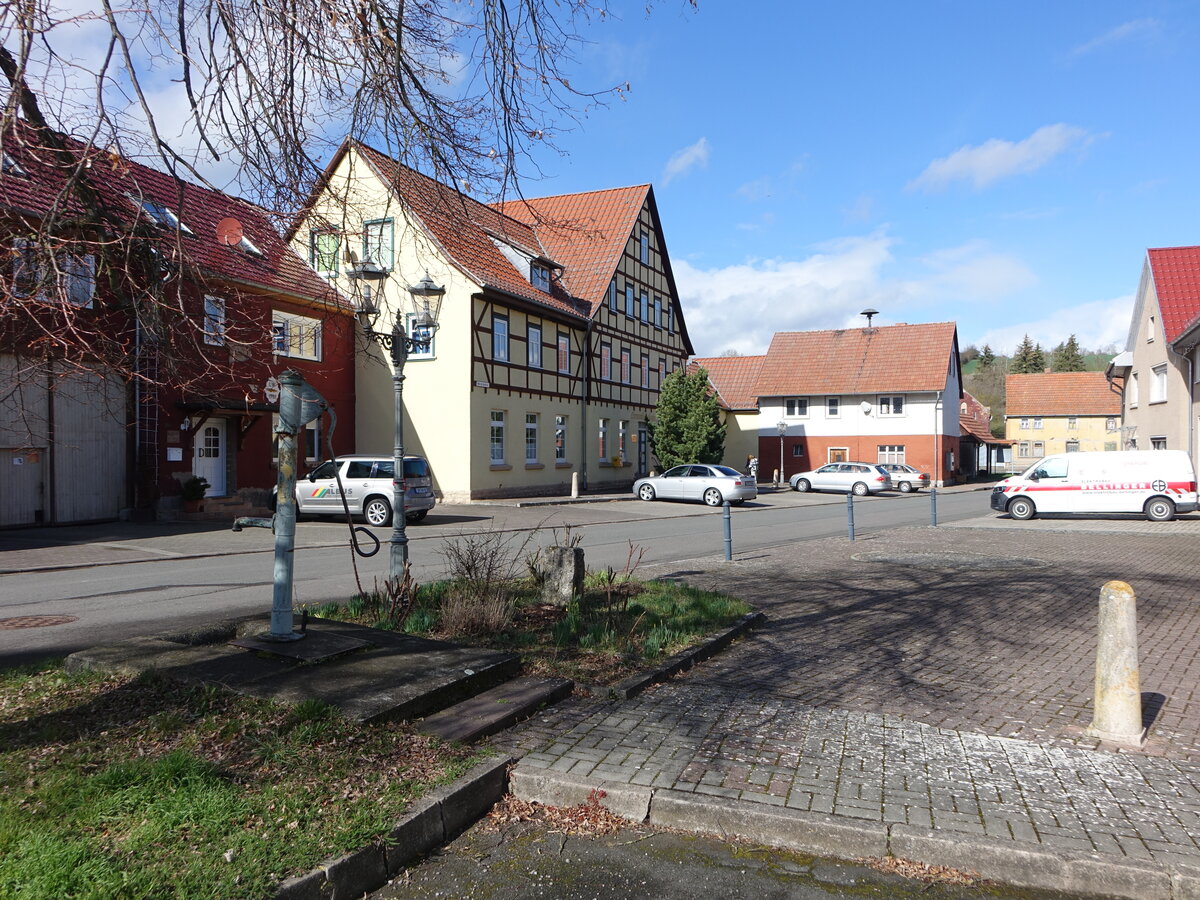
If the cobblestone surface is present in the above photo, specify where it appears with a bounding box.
[496,523,1200,870]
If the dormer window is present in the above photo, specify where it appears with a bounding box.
[138,199,193,235]
[2,153,26,176]
[531,262,551,292]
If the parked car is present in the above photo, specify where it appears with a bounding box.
[633,464,757,506]
[296,455,436,526]
[789,462,892,496]
[877,463,930,493]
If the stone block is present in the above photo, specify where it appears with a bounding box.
[890,825,1067,890]
[429,756,510,839]
[322,843,387,900]
[384,796,444,874]
[537,546,584,607]
[509,766,652,821]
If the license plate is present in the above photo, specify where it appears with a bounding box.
[412,487,430,495]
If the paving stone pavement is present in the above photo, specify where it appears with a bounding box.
[494,524,1200,893]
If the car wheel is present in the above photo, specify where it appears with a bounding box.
[703,487,723,506]
[1007,497,1036,521]
[638,484,656,501]
[364,496,393,527]
[406,509,428,523]
[1145,497,1176,522]
[898,481,913,493]
[793,478,811,493]
[852,481,869,496]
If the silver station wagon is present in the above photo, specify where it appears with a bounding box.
[296,455,436,526]
[789,462,893,496]
[633,464,757,506]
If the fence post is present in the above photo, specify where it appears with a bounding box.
[722,500,733,561]
[930,486,938,526]
[846,492,855,541]
[1087,580,1145,746]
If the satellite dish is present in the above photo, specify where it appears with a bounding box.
[216,217,244,246]
[860,400,872,414]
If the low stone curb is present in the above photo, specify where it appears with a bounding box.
[273,755,510,900]
[510,765,1200,900]
[610,611,766,700]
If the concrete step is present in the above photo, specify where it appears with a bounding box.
[418,675,574,744]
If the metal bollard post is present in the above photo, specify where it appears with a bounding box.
[722,500,733,561]
[930,486,938,526]
[1087,581,1145,746]
[846,492,855,541]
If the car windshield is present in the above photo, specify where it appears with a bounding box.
[310,460,338,479]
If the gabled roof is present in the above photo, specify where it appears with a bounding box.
[754,322,959,397]
[1147,246,1200,344]
[497,185,649,314]
[1005,372,1121,417]
[691,355,764,410]
[959,391,1008,444]
[350,142,586,318]
[0,121,339,306]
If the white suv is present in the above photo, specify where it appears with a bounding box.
[296,455,436,526]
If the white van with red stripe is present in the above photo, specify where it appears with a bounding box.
[990,450,1198,522]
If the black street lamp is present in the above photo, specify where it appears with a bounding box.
[347,264,444,579]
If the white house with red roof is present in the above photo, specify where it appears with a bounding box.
[750,322,963,484]
[1,123,355,525]
[295,140,693,501]
[1107,246,1200,464]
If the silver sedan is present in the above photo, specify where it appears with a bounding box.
[633,464,758,506]
[789,462,893,496]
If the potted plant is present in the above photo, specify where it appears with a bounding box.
[181,475,209,512]
[610,455,623,468]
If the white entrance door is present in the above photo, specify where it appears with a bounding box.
[194,420,227,497]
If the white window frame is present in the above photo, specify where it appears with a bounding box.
[272,414,319,463]
[826,397,840,418]
[557,333,570,373]
[272,311,323,361]
[1151,364,1167,403]
[1106,417,1118,433]
[1020,417,1030,430]
[528,324,542,369]
[490,410,506,464]
[555,415,567,462]
[493,314,509,362]
[531,262,551,292]
[877,444,906,465]
[785,398,808,417]
[1151,436,1167,450]
[310,230,340,276]
[1067,416,1078,430]
[653,297,662,329]
[525,413,538,463]
[878,395,904,416]
[139,199,193,234]
[362,218,394,270]
[625,284,635,317]
[12,240,95,307]
[601,343,612,380]
[639,291,649,323]
[639,232,649,264]
[598,418,608,460]
[640,353,649,388]
[621,349,631,384]
[407,313,435,360]
[203,295,225,346]
[1033,417,1043,430]
[609,279,618,312]
[618,420,628,463]
[1129,373,1139,407]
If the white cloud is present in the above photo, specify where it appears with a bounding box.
[976,295,1135,356]
[909,124,1092,192]
[1069,19,1160,58]
[675,234,1041,357]
[663,137,710,185]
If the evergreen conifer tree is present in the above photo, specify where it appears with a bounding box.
[1052,334,1086,371]
[648,367,726,469]
[978,344,995,368]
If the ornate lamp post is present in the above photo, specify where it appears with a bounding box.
[346,265,444,579]
[777,420,788,485]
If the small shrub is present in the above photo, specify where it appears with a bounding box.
[439,587,515,636]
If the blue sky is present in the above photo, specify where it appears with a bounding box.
[510,1,1200,359]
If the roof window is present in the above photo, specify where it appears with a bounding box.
[236,235,264,257]
[2,153,27,176]
[138,199,194,235]
[531,262,551,292]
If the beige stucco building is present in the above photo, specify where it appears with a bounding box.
[1004,372,1122,465]
[293,141,693,501]
[1107,246,1200,467]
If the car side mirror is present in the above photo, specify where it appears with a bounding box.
[1029,471,1041,482]
[307,471,318,482]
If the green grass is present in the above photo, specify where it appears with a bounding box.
[329,576,751,684]
[0,666,486,899]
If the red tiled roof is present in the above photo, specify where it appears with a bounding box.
[959,391,1008,444]
[1,122,340,306]
[497,186,650,315]
[754,322,959,396]
[353,143,587,318]
[1005,372,1121,417]
[691,355,764,410]
[1147,246,1200,343]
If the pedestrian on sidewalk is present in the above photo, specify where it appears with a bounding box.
[748,455,759,481]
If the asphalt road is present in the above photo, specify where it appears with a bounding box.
[0,489,988,666]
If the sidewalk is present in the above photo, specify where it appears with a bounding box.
[495,525,1200,897]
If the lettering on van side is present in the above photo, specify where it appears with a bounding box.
[1079,481,1151,491]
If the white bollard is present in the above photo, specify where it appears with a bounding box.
[1086,580,1145,746]
[571,471,579,499]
